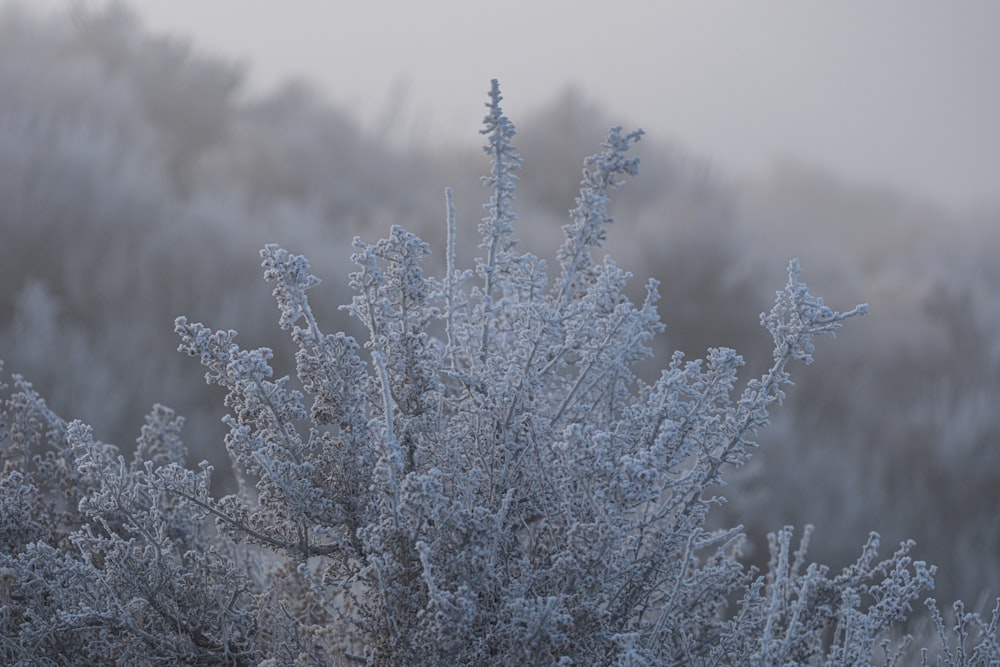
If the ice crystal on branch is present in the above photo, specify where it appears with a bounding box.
[1,81,993,666]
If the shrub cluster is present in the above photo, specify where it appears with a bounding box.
[2,81,998,665]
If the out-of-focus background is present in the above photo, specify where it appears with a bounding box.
[1,1,997,608]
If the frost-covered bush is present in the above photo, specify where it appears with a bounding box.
[2,80,998,665]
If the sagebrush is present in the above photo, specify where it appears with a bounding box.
[1,81,997,666]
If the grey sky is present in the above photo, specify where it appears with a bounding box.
[40,0,1000,210]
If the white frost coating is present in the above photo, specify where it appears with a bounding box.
[0,81,995,666]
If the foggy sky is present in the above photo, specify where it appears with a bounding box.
[34,0,1000,210]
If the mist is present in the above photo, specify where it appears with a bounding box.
[1,2,998,609]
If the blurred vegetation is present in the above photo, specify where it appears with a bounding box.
[1,2,997,609]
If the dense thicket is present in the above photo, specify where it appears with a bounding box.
[1,2,998,625]
[6,73,998,665]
